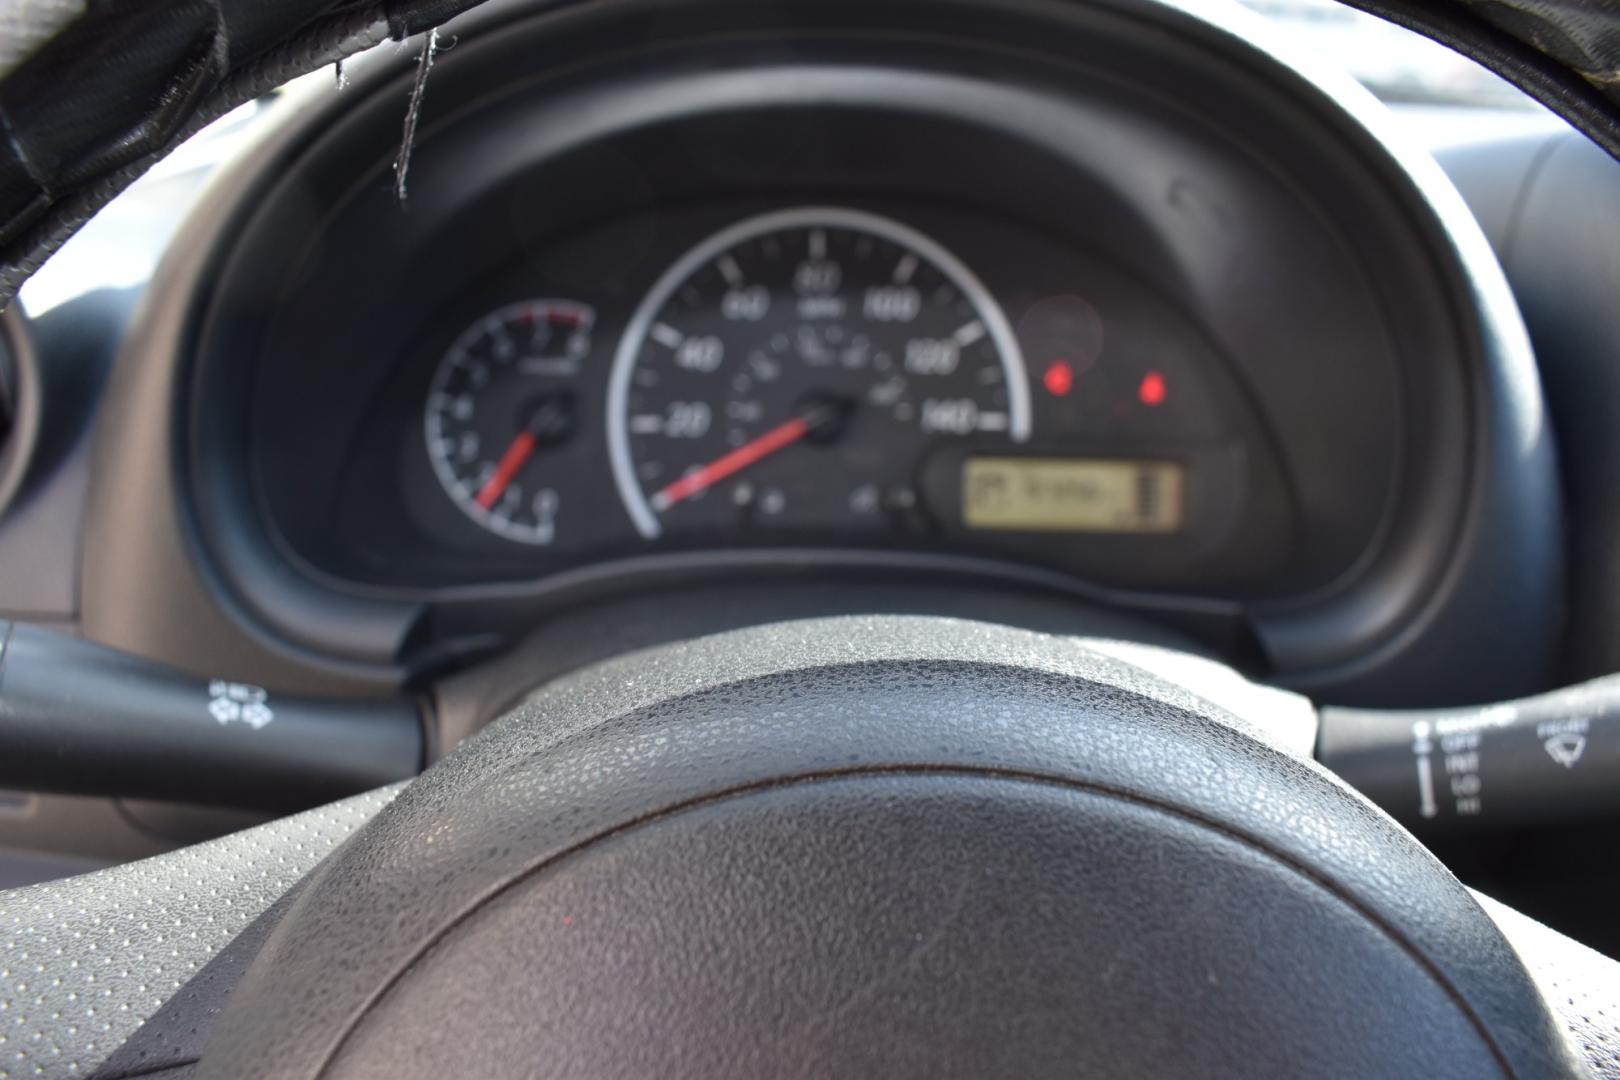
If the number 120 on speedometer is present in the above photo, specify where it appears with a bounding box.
[607,207,1032,539]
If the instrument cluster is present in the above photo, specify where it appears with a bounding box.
[321,200,1293,595]
[164,0,1538,696]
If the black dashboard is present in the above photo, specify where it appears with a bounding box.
[272,198,1289,593]
[1,0,1583,715]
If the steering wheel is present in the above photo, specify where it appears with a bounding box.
[5,616,1618,1078]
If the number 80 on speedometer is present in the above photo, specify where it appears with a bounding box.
[606,207,1032,538]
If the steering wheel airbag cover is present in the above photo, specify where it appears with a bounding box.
[198,616,1578,1077]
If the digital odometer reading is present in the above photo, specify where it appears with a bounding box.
[962,458,1184,533]
[607,207,1031,539]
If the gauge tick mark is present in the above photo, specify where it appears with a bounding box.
[954,320,986,347]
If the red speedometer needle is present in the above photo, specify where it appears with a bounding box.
[652,415,813,512]
[475,431,540,510]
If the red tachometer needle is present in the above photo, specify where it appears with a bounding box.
[652,414,812,512]
[473,397,573,511]
[475,430,540,510]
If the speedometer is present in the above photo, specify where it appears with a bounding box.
[607,207,1030,539]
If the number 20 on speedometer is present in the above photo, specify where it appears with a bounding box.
[607,207,1031,538]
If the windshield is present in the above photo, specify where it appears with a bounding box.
[1237,0,1537,108]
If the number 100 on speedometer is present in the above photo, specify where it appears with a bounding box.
[607,207,1032,539]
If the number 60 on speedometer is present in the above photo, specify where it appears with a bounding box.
[606,207,1032,538]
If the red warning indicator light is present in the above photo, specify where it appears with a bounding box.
[1043,359,1074,397]
[1138,370,1167,407]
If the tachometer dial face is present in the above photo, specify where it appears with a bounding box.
[608,207,1030,539]
[425,299,592,544]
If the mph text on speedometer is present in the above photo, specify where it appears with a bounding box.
[607,207,1031,539]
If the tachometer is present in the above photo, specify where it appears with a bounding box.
[425,299,591,544]
[608,207,1030,539]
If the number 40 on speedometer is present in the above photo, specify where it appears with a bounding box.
[607,207,1032,539]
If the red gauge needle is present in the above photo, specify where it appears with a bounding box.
[652,414,814,512]
[474,430,539,510]
[474,397,573,510]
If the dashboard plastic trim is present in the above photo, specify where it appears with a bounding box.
[80,0,1561,707]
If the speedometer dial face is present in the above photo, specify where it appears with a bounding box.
[608,207,1030,539]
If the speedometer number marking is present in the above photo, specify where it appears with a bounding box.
[607,208,1031,539]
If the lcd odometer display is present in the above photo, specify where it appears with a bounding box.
[963,458,1183,533]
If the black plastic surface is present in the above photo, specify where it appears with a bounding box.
[304,199,1292,594]
[1320,673,1620,832]
[0,621,422,811]
[199,617,1579,1078]
[1438,129,1620,683]
[93,0,1559,707]
[424,579,1237,754]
